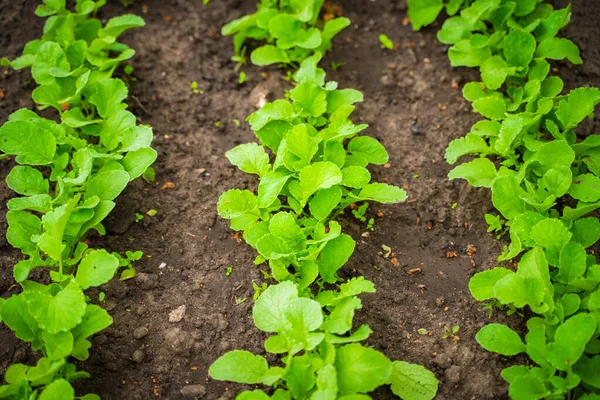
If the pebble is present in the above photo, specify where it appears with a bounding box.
[134,327,149,339]
[435,297,446,307]
[411,123,424,135]
[132,349,144,363]
[180,384,206,398]
[434,353,453,369]
[445,365,462,384]
[169,305,186,322]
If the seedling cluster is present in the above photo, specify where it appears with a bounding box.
[410,0,600,399]
[208,2,440,399]
[1,0,598,399]
[0,0,154,397]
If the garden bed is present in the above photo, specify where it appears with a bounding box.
[1,0,599,399]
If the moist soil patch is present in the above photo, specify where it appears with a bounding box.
[1,1,599,399]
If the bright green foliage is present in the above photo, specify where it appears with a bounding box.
[215,34,435,400]
[218,55,406,286]
[0,1,151,398]
[221,0,350,66]
[210,280,437,398]
[409,0,600,398]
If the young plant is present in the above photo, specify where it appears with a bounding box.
[218,55,405,287]
[0,0,154,397]
[210,279,438,399]
[214,48,437,398]
[409,1,600,398]
[221,0,350,67]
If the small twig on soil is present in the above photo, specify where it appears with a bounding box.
[131,95,151,116]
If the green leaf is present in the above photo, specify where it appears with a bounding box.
[541,166,572,197]
[37,200,76,262]
[556,242,587,284]
[209,350,268,384]
[492,176,528,219]
[119,125,153,153]
[99,110,136,151]
[348,137,388,165]
[7,210,41,254]
[556,87,600,130]
[342,166,371,189]
[326,89,364,114]
[1,294,40,342]
[571,217,600,248]
[237,391,271,400]
[89,78,128,118]
[480,56,515,90]
[226,143,271,177]
[100,14,145,38]
[253,281,298,332]
[6,166,49,195]
[322,296,362,334]
[546,313,596,371]
[568,174,600,202]
[503,30,536,68]
[258,169,291,208]
[86,170,130,201]
[335,344,392,393]
[7,194,53,213]
[26,281,87,334]
[269,212,305,250]
[472,96,506,120]
[355,183,407,204]
[338,277,376,299]
[407,0,444,30]
[445,134,490,164]
[121,147,157,180]
[530,218,572,265]
[42,331,74,360]
[0,121,56,165]
[291,82,328,118]
[298,162,342,204]
[26,358,65,386]
[318,234,355,284]
[476,324,526,356]
[75,249,120,289]
[448,158,497,188]
[535,38,582,64]
[218,189,257,219]
[70,304,112,342]
[251,45,291,66]
[388,361,438,400]
[31,42,70,85]
[285,124,320,167]
[248,100,295,131]
[574,355,600,389]
[469,268,513,301]
[39,379,74,400]
[508,374,550,400]
[309,186,342,220]
[448,39,491,67]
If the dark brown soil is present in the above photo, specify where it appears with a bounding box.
[1,1,599,399]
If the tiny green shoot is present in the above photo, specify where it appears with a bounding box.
[379,34,394,50]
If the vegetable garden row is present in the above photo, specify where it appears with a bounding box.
[0,0,599,399]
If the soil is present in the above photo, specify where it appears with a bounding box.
[1,1,599,399]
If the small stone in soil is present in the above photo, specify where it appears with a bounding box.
[445,365,462,384]
[132,349,144,363]
[180,384,206,398]
[411,123,424,135]
[169,305,186,322]
[134,327,149,339]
